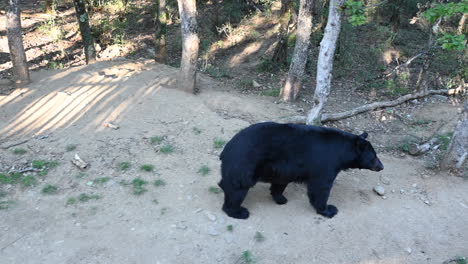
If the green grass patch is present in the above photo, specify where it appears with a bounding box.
[192,127,202,135]
[92,177,110,185]
[78,193,101,202]
[140,164,154,172]
[241,250,256,264]
[213,139,226,149]
[197,165,210,176]
[0,200,15,210]
[261,89,280,97]
[436,132,453,151]
[66,144,77,152]
[66,197,77,205]
[132,178,148,195]
[208,186,222,194]
[254,231,265,242]
[227,225,234,232]
[42,184,58,194]
[0,172,23,185]
[32,160,47,169]
[159,144,175,154]
[398,135,419,153]
[13,148,27,155]
[21,175,38,187]
[153,179,166,187]
[118,161,131,170]
[150,136,165,144]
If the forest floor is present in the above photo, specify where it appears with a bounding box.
[1,1,467,263]
[0,59,467,264]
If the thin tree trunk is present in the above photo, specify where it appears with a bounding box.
[279,0,314,102]
[441,99,468,173]
[44,0,55,14]
[306,0,344,125]
[271,0,292,67]
[73,0,96,64]
[155,0,168,63]
[457,13,467,35]
[177,0,199,93]
[415,18,441,92]
[6,0,30,85]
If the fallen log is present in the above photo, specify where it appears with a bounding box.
[408,137,439,156]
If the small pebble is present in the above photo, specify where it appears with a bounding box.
[205,211,217,222]
[412,184,417,188]
[373,186,385,196]
[406,248,412,254]
[424,200,431,205]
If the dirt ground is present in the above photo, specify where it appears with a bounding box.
[0,60,467,264]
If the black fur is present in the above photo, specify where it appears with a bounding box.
[218,122,384,219]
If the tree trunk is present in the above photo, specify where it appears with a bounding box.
[177,0,199,93]
[73,0,96,64]
[154,0,168,63]
[6,0,30,85]
[458,13,467,35]
[44,0,55,14]
[306,0,344,125]
[271,0,292,67]
[441,99,468,174]
[279,0,314,102]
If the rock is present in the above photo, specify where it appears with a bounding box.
[412,183,417,188]
[252,80,261,88]
[424,200,431,205]
[381,116,387,121]
[410,99,418,104]
[382,195,387,200]
[400,189,405,194]
[405,248,412,254]
[373,186,385,196]
[380,176,390,185]
[205,211,217,222]
[208,227,220,236]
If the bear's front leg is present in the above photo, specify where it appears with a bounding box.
[306,177,338,218]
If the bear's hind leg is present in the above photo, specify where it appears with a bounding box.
[222,188,250,219]
[270,183,288,205]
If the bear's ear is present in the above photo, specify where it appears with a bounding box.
[356,138,368,152]
[359,132,368,139]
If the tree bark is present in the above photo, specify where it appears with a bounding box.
[154,0,168,63]
[271,0,292,67]
[44,0,55,14]
[283,88,462,123]
[6,0,30,85]
[441,99,468,173]
[177,0,199,93]
[73,0,96,64]
[306,0,344,125]
[279,0,314,102]
[457,13,467,35]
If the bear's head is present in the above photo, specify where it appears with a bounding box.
[355,132,384,172]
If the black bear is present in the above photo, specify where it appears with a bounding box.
[218,122,384,219]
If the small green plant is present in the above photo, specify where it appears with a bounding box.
[42,184,58,194]
[154,179,166,187]
[66,197,77,205]
[254,231,265,242]
[118,162,131,170]
[398,136,419,153]
[160,207,168,215]
[93,177,110,185]
[159,144,175,154]
[78,193,101,202]
[140,164,154,172]
[150,136,165,144]
[208,186,222,194]
[39,169,49,177]
[13,148,27,155]
[261,89,280,97]
[32,160,47,169]
[152,199,159,204]
[48,61,65,70]
[192,127,202,135]
[214,139,226,149]
[343,0,367,26]
[66,144,77,151]
[0,200,15,210]
[132,178,148,195]
[197,165,210,176]
[76,172,88,178]
[436,132,453,151]
[21,175,37,187]
[0,172,22,184]
[241,250,256,264]
[227,225,234,232]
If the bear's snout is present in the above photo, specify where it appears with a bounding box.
[372,158,384,171]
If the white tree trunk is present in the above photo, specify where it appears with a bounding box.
[306,0,344,125]
[177,0,199,93]
[279,0,313,102]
